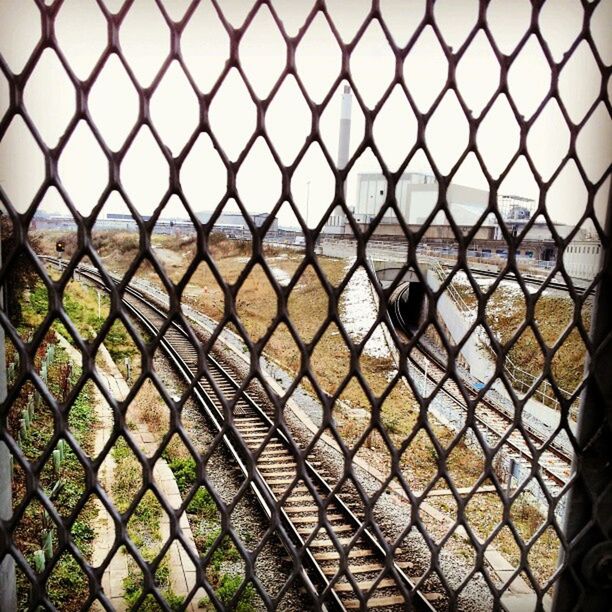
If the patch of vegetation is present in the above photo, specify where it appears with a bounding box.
[163,442,252,610]
[9,344,99,611]
[17,281,49,337]
[92,231,140,257]
[166,456,196,495]
[187,488,217,520]
[432,490,561,587]
[103,319,141,379]
[216,573,255,611]
[123,556,184,611]
[60,278,140,380]
[197,530,253,612]
[45,553,90,610]
[112,438,143,514]
[18,270,142,381]
[126,379,167,438]
[60,281,108,341]
[201,529,240,568]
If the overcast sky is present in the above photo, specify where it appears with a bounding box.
[0,0,610,231]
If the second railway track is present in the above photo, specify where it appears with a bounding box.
[408,340,573,491]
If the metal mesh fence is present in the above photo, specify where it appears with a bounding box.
[0,0,610,610]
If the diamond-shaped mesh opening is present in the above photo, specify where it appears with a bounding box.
[1,1,610,610]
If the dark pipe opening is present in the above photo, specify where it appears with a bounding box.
[389,282,426,334]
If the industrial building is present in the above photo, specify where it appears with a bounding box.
[358,173,493,228]
[325,172,498,240]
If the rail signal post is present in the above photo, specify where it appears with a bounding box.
[56,240,65,266]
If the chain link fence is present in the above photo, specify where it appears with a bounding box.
[0,0,611,610]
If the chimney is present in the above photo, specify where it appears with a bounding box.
[337,84,352,170]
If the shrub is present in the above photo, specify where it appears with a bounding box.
[217,573,255,611]
[168,457,196,494]
[198,574,255,611]
[187,487,217,520]
[203,529,240,571]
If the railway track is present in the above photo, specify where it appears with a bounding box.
[389,293,573,492]
[409,342,573,491]
[439,264,595,297]
[52,259,439,611]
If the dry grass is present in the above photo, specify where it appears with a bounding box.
[431,490,561,587]
[453,281,590,395]
[111,438,144,514]
[126,379,169,444]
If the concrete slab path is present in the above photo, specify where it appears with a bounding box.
[55,334,202,610]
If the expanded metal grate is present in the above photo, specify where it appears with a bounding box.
[0,0,611,611]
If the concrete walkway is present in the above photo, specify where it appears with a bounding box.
[55,335,201,610]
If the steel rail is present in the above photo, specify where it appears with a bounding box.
[389,293,572,489]
[436,263,594,296]
[47,257,437,611]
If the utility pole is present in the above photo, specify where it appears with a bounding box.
[0,213,17,609]
[306,180,311,226]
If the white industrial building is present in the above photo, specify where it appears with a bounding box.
[324,172,547,234]
[325,172,495,232]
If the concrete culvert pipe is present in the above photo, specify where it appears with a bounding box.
[388,281,427,335]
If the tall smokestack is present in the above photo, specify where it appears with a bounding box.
[337,84,352,170]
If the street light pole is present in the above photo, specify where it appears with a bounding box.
[306,180,311,226]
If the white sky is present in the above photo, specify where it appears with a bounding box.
[0,0,610,230]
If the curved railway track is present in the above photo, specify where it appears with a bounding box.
[389,289,574,492]
[51,259,439,611]
[438,264,595,297]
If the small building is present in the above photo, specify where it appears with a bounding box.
[563,240,602,280]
